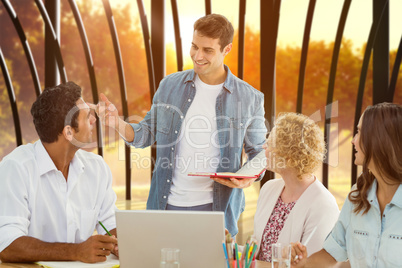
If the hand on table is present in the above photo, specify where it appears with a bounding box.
[212,177,257,188]
[76,234,118,263]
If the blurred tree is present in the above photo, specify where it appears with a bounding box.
[0,1,401,161]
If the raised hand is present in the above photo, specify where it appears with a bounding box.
[87,93,119,129]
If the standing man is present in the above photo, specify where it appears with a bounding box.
[0,82,118,263]
[93,14,266,236]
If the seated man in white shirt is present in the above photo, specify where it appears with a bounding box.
[0,81,118,263]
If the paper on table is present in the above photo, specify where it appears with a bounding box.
[188,150,266,179]
[36,254,119,268]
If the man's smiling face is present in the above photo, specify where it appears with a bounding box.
[190,30,229,83]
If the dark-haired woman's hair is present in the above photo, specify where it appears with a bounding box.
[348,102,402,214]
[31,81,82,143]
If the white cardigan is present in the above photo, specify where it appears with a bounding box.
[253,178,339,257]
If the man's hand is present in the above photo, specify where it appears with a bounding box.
[76,234,118,263]
[109,229,119,257]
[87,93,135,142]
[211,177,257,188]
[87,93,119,129]
[111,242,119,257]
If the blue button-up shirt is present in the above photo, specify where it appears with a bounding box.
[323,180,402,267]
[127,65,267,235]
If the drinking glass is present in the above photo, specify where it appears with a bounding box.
[160,248,180,268]
[271,243,291,268]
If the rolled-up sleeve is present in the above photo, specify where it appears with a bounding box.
[323,197,353,262]
[0,160,31,252]
[128,114,155,148]
[126,80,167,149]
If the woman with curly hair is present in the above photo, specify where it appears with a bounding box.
[292,102,402,267]
[253,112,339,263]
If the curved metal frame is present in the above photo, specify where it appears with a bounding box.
[296,0,316,113]
[1,0,41,97]
[67,0,103,156]
[34,0,67,83]
[137,0,156,96]
[170,0,183,71]
[238,0,246,79]
[137,0,158,193]
[0,48,23,146]
[322,0,352,188]
[351,0,389,186]
[205,0,211,15]
[260,0,281,186]
[102,0,131,200]
[388,35,402,102]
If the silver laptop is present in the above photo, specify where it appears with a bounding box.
[116,210,226,268]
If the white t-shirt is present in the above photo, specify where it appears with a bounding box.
[168,75,223,207]
[0,140,117,252]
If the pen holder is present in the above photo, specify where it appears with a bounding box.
[226,259,255,268]
[241,259,256,268]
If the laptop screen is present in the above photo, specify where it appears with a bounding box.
[116,210,226,268]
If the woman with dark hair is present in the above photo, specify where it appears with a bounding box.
[291,102,402,268]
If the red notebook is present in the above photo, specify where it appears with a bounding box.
[188,150,266,179]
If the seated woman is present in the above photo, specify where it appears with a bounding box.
[292,102,402,267]
[254,112,339,262]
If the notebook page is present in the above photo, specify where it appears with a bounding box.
[235,150,266,175]
[36,254,119,268]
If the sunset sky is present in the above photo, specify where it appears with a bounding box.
[163,0,401,48]
[107,0,402,67]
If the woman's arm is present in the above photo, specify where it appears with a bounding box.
[291,244,349,268]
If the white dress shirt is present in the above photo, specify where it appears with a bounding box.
[0,140,117,252]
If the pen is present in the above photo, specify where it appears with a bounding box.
[294,226,317,261]
[222,241,230,268]
[247,245,258,268]
[248,243,253,260]
[226,233,233,259]
[242,236,250,267]
[303,226,317,246]
[235,243,239,268]
[99,221,112,236]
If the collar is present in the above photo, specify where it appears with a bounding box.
[69,150,85,176]
[390,183,402,208]
[35,140,58,176]
[367,179,402,209]
[185,65,234,93]
[34,140,85,177]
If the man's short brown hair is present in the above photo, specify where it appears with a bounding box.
[194,14,234,52]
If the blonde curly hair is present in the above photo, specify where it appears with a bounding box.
[269,112,326,179]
